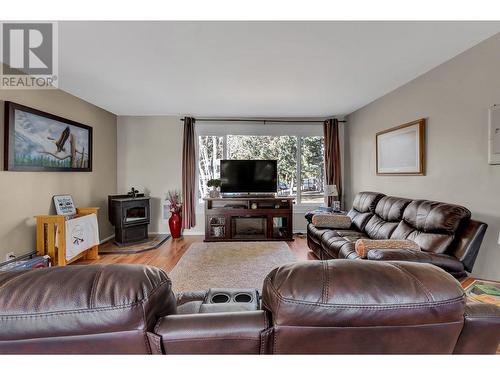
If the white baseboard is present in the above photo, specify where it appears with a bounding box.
[149,231,205,236]
[99,234,115,244]
[183,230,204,235]
[103,228,305,240]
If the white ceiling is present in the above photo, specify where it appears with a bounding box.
[58,21,500,117]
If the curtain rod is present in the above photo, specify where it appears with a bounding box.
[180,117,347,123]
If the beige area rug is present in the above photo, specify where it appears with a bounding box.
[168,241,297,292]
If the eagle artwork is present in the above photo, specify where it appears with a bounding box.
[7,102,92,171]
[38,122,88,168]
[47,126,70,153]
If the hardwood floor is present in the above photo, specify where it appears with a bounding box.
[75,234,314,273]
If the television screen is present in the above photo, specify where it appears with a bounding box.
[220,160,277,193]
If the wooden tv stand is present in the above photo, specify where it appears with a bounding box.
[204,196,294,242]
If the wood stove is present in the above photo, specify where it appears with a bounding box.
[108,194,150,245]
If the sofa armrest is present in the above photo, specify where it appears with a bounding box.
[155,311,269,354]
[454,303,500,354]
[367,249,465,275]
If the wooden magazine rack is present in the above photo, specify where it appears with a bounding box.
[35,207,100,266]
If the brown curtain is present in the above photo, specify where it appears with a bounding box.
[323,118,342,206]
[182,117,196,229]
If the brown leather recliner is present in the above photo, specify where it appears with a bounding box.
[1,262,499,354]
[0,264,177,354]
[306,191,488,278]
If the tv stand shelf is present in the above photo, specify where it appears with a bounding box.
[204,197,294,242]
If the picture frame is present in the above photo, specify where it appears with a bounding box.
[4,101,93,172]
[376,119,426,175]
[53,194,76,217]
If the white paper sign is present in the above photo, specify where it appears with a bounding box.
[489,106,500,164]
[53,195,76,216]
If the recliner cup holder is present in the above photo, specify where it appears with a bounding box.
[234,293,253,303]
[210,293,230,303]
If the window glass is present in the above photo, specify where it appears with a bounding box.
[198,136,224,198]
[227,135,297,197]
[300,136,325,203]
[197,133,324,204]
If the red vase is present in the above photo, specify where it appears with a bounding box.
[169,211,182,239]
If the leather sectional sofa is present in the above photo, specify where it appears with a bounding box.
[1,262,499,354]
[306,192,488,278]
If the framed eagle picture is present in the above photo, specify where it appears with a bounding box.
[4,102,92,172]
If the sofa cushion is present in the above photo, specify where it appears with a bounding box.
[321,232,353,259]
[334,229,369,241]
[312,214,352,229]
[347,192,385,232]
[402,200,471,233]
[262,260,465,327]
[262,260,468,354]
[352,192,385,213]
[338,245,362,259]
[391,221,455,254]
[367,249,465,276]
[355,239,420,258]
[391,200,471,254]
[0,264,177,350]
[320,229,368,259]
[364,196,412,239]
[347,210,373,232]
[307,223,330,245]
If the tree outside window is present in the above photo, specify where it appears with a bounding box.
[300,136,325,203]
[198,136,223,198]
[227,135,297,197]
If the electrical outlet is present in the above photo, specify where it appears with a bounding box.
[5,252,15,262]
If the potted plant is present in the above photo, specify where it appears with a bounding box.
[207,178,221,198]
[166,190,182,239]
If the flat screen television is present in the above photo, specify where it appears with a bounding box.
[220,160,277,193]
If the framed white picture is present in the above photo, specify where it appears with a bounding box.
[488,105,500,165]
[376,119,426,175]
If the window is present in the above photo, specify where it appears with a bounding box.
[198,135,224,198]
[197,125,325,205]
[227,135,298,197]
[300,136,325,203]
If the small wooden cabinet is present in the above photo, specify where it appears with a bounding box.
[204,197,294,242]
[35,207,100,266]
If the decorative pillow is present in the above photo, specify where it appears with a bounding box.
[355,239,421,259]
[311,214,352,229]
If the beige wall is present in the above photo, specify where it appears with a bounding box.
[116,116,202,234]
[117,116,315,235]
[0,88,117,261]
[345,33,500,280]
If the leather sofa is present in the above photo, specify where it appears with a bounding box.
[306,192,488,278]
[1,262,499,354]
